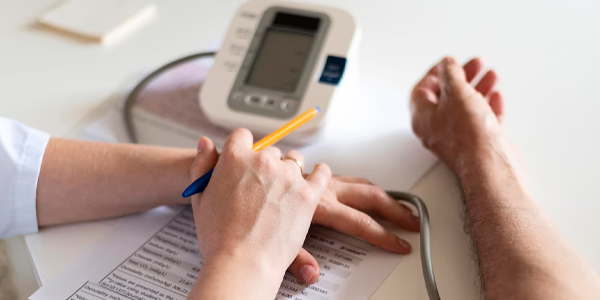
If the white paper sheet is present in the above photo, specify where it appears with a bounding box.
[30,206,406,300]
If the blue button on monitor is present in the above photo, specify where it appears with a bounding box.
[319,56,347,85]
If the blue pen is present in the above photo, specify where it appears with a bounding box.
[181,107,321,198]
[182,168,214,197]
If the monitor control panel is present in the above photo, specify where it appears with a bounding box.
[226,9,330,119]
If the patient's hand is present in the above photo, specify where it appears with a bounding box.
[410,57,507,173]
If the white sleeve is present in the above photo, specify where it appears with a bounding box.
[0,117,50,239]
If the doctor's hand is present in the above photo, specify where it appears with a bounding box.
[410,56,515,174]
[188,129,331,300]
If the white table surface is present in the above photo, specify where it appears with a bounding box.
[2,0,600,299]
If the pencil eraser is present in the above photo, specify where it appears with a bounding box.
[38,0,156,45]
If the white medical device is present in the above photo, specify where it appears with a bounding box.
[200,0,358,143]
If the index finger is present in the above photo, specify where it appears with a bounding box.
[223,128,254,154]
[439,56,470,100]
[335,182,420,232]
[314,203,411,254]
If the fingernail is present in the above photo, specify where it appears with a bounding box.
[299,265,316,283]
[398,238,411,251]
[401,204,420,227]
[197,138,205,153]
[412,214,420,224]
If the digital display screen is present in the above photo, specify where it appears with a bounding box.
[246,29,314,92]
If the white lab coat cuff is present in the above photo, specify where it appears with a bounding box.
[14,127,50,236]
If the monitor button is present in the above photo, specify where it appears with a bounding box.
[230,92,245,102]
[245,95,266,107]
[264,98,278,109]
[280,100,297,112]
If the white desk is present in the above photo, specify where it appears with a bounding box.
[3,0,600,299]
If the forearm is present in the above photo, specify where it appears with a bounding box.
[36,138,195,226]
[457,143,600,299]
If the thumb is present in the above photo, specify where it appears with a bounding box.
[288,247,321,284]
[439,56,473,101]
[190,137,219,180]
[305,163,332,200]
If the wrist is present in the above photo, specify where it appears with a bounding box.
[451,137,531,204]
[205,249,285,276]
[166,149,197,205]
[191,250,285,300]
[450,135,518,179]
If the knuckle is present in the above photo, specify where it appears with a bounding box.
[273,146,283,155]
[222,148,243,162]
[287,165,302,180]
[265,146,281,155]
[233,128,251,137]
[353,177,371,185]
[318,163,330,170]
[368,186,388,204]
[282,180,294,192]
[297,185,313,200]
[289,150,304,161]
[315,163,331,176]
[281,170,296,190]
[295,186,317,206]
[355,213,374,234]
[255,152,272,167]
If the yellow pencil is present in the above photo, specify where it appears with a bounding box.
[252,107,320,151]
[182,107,321,197]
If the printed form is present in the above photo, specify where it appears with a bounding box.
[30,206,406,300]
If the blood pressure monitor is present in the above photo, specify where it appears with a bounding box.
[201,0,359,143]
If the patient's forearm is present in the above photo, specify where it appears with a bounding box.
[36,138,197,226]
[457,145,600,299]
